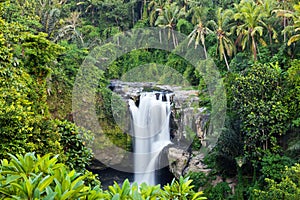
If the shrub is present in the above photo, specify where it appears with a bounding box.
[0,66,62,159]
[55,120,94,172]
[186,171,208,191]
[162,176,207,200]
[206,182,232,200]
[253,163,300,200]
[260,154,294,181]
[0,153,208,200]
[0,152,106,199]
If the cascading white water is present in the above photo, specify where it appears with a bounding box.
[129,92,171,185]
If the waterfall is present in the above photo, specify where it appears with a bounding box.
[129,92,171,185]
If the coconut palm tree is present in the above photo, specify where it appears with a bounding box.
[208,7,235,70]
[187,6,211,59]
[274,0,299,43]
[154,2,185,47]
[234,0,268,61]
[288,2,300,45]
[54,12,83,44]
[148,0,169,26]
[278,2,300,46]
[259,0,279,49]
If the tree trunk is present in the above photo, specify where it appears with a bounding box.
[283,0,286,43]
[203,42,208,59]
[172,29,178,47]
[159,30,162,44]
[268,29,273,55]
[252,35,257,61]
[223,52,230,71]
[132,2,135,26]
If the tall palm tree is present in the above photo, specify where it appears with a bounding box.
[288,2,300,45]
[259,0,279,48]
[234,0,268,61]
[148,0,169,26]
[274,0,299,43]
[154,2,185,47]
[187,6,211,59]
[54,12,83,44]
[208,7,235,71]
[277,2,300,46]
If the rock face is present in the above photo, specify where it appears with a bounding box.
[109,80,209,143]
[162,147,212,179]
[171,90,209,144]
[105,80,209,177]
[184,152,211,175]
[167,147,191,178]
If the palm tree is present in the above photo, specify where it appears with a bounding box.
[208,7,235,71]
[13,0,66,38]
[187,6,211,59]
[233,0,268,61]
[259,0,279,49]
[148,0,169,26]
[274,0,299,43]
[277,2,300,46]
[288,2,300,45]
[54,12,83,44]
[154,2,185,47]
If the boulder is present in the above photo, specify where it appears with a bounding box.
[184,152,211,175]
[167,147,190,179]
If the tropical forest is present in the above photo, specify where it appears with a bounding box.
[0,0,300,199]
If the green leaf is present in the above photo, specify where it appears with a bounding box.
[5,175,21,184]
[38,175,54,192]
[111,193,120,200]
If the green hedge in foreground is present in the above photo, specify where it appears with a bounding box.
[0,153,206,200]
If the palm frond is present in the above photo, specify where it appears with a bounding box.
[288,34,300,46]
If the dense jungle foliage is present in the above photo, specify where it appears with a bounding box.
[0,0,300,199]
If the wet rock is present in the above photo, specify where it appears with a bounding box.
[184,152,211,175]
[167,146,190,179]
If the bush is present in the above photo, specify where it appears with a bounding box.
[0,153,105,199]
[0,66,62,159]
[186,171,208,191]
[253,163,300,200]
[206,182,232,200]
[162,176,207,200]
[231,63,290,161]
[55,120,94,172]
[260,154,294,181]
[0,153,208,200]
[108,176,207,200]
